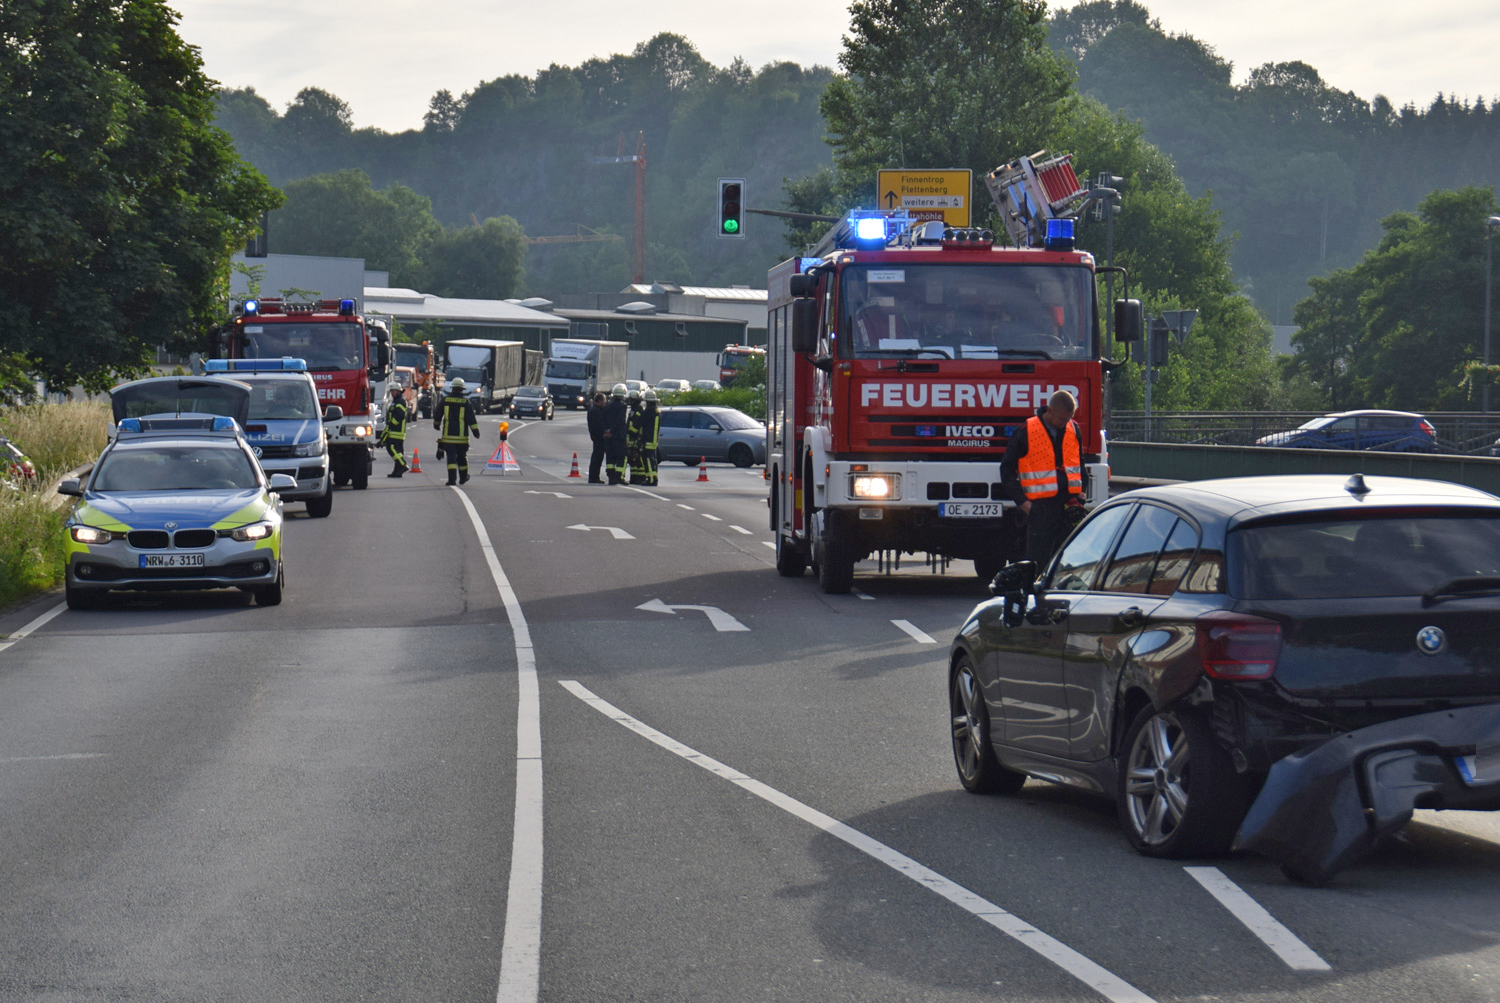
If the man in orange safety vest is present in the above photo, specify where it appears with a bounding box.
[1000,389,1089,564]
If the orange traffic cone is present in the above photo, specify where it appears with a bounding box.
[697,456,710,482]
[409,448,422,473]
[568,452,581,478]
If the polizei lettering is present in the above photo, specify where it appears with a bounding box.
[861,383,1082,409]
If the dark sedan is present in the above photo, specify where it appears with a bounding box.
[949,474,1500,883]
[508,385,554,420]
[1255,409,1437,452]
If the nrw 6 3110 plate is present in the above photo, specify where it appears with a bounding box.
[140,553,206,568]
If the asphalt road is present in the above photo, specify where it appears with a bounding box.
[2,409,1498,1002]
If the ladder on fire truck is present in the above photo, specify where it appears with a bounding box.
[982,150,1094,248]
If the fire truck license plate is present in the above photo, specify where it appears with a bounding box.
[140,553,206,569]
[939,502,1004,518]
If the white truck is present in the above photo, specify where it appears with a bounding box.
[544,339,629,409]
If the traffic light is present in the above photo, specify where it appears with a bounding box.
[718,178,745,238]
[1091,172,1123,223]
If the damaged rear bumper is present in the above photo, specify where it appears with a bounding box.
[1234,702,1500,884]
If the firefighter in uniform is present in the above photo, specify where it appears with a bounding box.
[602,383,629,485]
[640,390,661,486]
[382,385,409,477]
[435,377,481,485]
[626,388,648,484]
[1000,389,1089,564]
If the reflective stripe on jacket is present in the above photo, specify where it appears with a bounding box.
[1018,415,1082,500]
[386,400,408,440]
[436,394,478,444]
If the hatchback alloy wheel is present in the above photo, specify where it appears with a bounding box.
[950,659,1025,794]
[1117,705,1246,857]
[1123,712,1190,846]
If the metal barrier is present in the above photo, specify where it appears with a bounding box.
[1109,411,1500,456]
[1109,441,1500,496]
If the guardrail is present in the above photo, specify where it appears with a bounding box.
[1109,411,1500,456]
[1109,441,1500,496]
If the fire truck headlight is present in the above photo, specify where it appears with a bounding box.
[354,425,371,438]
[851,474,900,500]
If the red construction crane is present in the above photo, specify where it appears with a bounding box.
[590,131,645,284]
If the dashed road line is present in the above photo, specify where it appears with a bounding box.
[1184,867,1330,971]
[702,513,722,522]
[729,525,752,535]
[560,681,1156,1003]
[624,486,670,501]
[0,601,67,655]
[761,541,776,550]
[853,589,875,600]
[891,619,938,644]
[0,753,107,764]
[677,503,695,511]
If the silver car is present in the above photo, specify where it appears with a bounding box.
[656,406,765,467]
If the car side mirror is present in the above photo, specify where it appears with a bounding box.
[269,473,297,492]
[57,478,82,497]
[708,423,722,433]
[990,560,1038,597]
[323,405,344,421]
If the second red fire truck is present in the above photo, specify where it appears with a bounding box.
[766,152,1142,592]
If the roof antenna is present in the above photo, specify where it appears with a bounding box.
[1344,472,1370,497]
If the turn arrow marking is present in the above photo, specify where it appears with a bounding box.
[636,598,748,632]
[566,523,635,540]
[526,490,573,499]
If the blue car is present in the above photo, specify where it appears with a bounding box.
[1255,410,1437,453]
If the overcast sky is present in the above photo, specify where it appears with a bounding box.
[173,0,1499,133]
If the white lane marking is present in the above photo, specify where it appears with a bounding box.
[524,490,572,499]
[0,601,67,655]
[853,590,875,601]
[565,523,635,541]
[742,470,762,477]
[449,488,543,1003]
[1184,867,1331,971]
[891,619,938,644]
[761,541,776,550]
[677,503,695,511]
[0,753,106,764]
[636,598,749,632]
[701,513,722,522]
[729,525,752,535]
[560,681,1156,1003]
[624,486,670,501]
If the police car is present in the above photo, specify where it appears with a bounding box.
[58,376,293,609]
[205,358,332,517]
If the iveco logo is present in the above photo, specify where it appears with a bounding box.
[253,446,263,458]
[1416,626,1447,656]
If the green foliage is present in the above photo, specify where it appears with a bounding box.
[665,386,764,421]
[422,217,527,299]
[1285,187,1500,409]
[274,169,443,284]
[0,0,283,394]
[213,35,835,292]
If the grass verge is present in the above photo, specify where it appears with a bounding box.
[0,401,110,607]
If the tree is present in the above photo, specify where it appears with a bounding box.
[423,90,463,134]
[422,217,528,299]
[272,169,442,285]
[0,0,282,393]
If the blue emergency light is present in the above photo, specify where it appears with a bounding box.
[205,357,307,373]
[117,418,142,433]
[211,416,238,431]
[242,299,259,316]
[1045,218,1076,251]
[799,257,822,273]
[339,298,356,315]
[855,217,887,242]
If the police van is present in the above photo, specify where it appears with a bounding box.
[205,358,333,518]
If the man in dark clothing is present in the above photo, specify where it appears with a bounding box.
[1000,390,1089,564]
[585,392,608,483]
[601,383,629,485]
[434,377,481,485]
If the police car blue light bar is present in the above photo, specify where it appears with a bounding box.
[205,357,307,373]
[117,418,142,433]
[211,416,237,431]
[1045,217,1076,251]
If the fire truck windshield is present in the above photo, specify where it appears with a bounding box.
[240,323,365,371]
[838,264,1094,361]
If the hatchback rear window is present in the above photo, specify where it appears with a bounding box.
[1230,513,1500,599]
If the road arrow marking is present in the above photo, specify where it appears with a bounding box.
[566,523,635,540]
[525,490,573,499]
[636,598,748,632]
[892,619,937,644]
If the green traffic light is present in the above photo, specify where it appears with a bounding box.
[723,219,740,234]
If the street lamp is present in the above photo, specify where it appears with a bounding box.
[1486,216,1500,413]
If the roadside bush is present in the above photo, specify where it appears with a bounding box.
[0,400,110,481]
[662,386,765,420]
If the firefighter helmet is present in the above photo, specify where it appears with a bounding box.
[611,383,627,398]
[627,387,642,401]
[643,390,658,402]
[450,377,466,392]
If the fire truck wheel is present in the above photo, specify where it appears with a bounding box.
[775,532,807,577]
[333,472,348,487]
[351,465,369,490]
[817,519,855,594]
[306,488,333,518]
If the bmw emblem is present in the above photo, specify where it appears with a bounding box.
[1416,626,1447,656]
[253,446,263,458]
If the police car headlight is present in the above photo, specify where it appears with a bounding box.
[292,441,320,457]
[851,474,900,500]
[70,525,117,544]
[227,521,274,542]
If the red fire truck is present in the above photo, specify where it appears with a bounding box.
[717,344,765,387]
[220,297,392,490]
[766,152,1141,592]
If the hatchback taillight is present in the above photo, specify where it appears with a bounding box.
[1196,611,1282,680]
[1421,420,1436,436]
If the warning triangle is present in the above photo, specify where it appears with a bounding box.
[482,440,521,474]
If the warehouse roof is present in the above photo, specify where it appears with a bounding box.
[363,287,569,327]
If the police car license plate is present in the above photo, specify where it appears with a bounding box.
[140,553,206,569]
[938,502,1004,518]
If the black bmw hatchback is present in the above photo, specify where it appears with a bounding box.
[949,474,1500,883]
